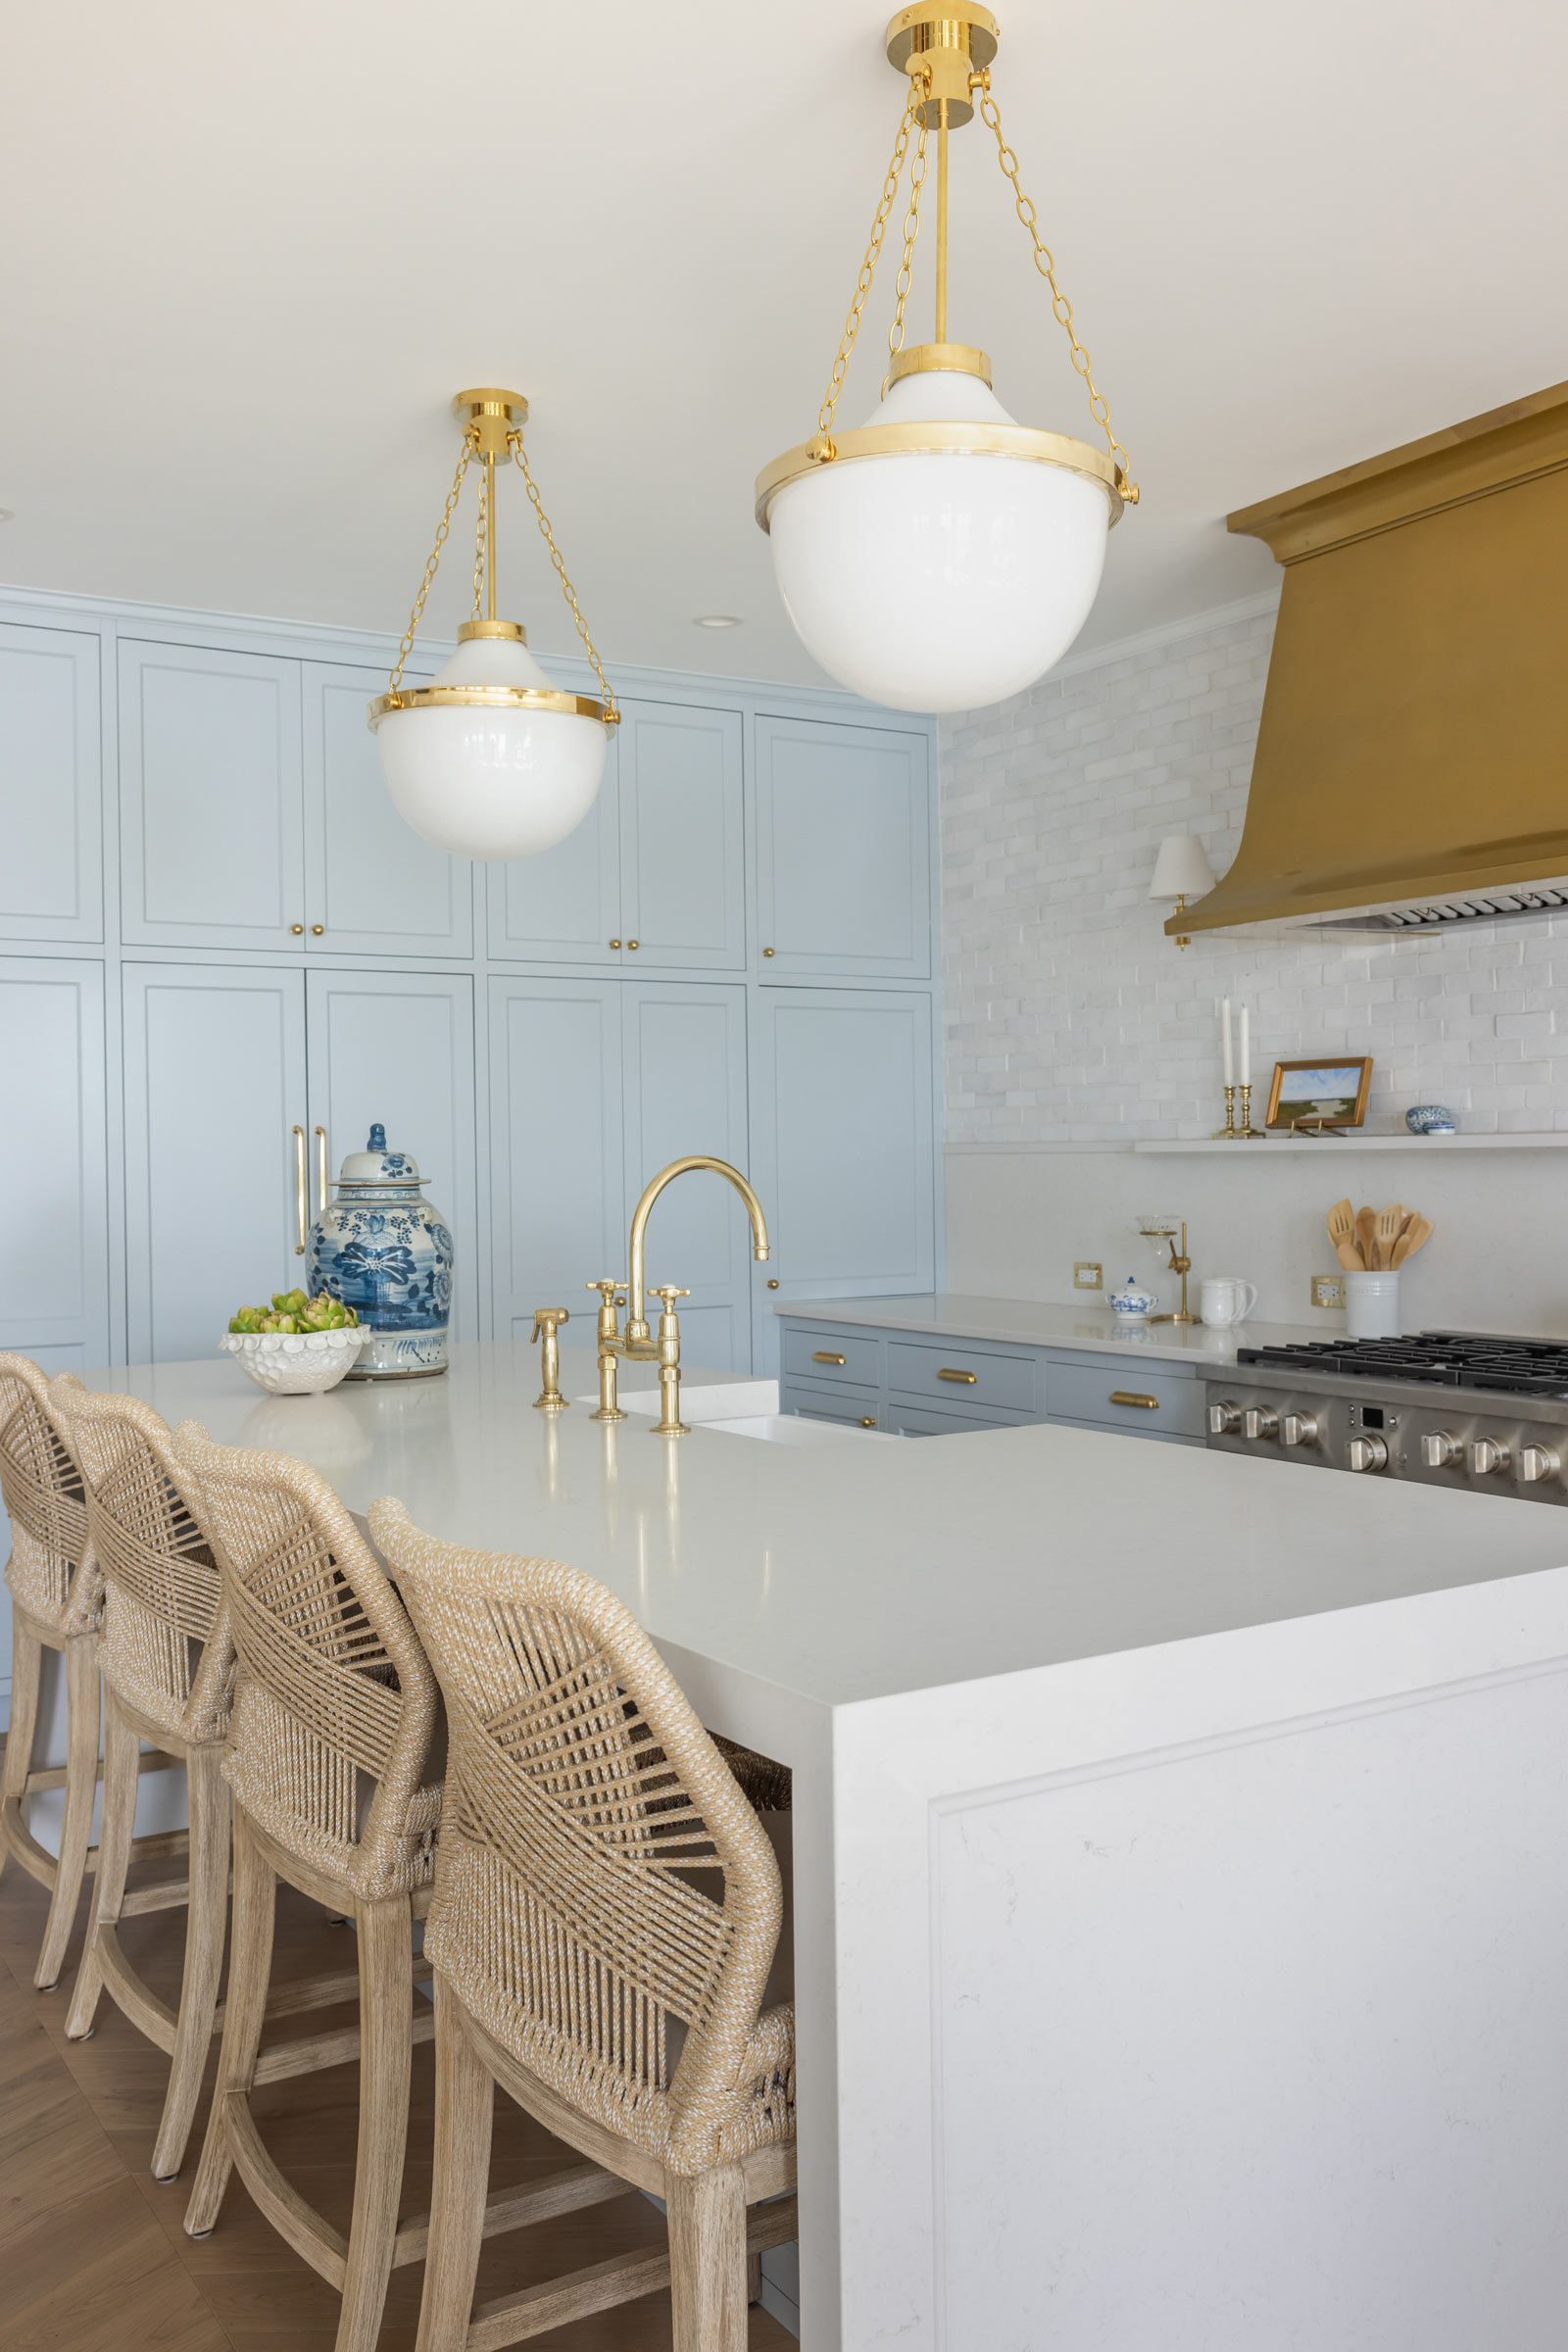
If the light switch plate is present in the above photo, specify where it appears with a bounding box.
[1074,1262,1102,1290]
[1311,1273,1346,1309]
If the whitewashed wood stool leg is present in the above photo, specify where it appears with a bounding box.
[0,1613,45,1886]
[667,2164,750,2352]
[64,1686,140,2038]
[185,1807,275,2237]
[334,1893,416,2352]
[34,1630,101,1989]
[414,1980,495,2352]
[152,1742,230,2180]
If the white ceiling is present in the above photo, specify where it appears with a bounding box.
[5,0,1566,691]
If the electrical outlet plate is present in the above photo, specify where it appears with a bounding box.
[1074,1262,1102,1291]
[1311,1273,1346,1309]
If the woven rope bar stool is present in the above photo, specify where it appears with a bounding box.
[55,1385,241,2178]
[368,1498,798,2352]
[0,1355,106,1989]
[174,1425,444,2352]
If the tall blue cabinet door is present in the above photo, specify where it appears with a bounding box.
[619,703,745,970]
[303,663,472,957]
[120,641,306,951]
[489,977,624,1341]
[485,731,622,965]
[620,983,752,1374]
[0,623,102,945]
[305,970,478,1342]
[123,963,308,1362]
[0,957,110,1368]
[755,715,931,979]
[749,988,935,1374]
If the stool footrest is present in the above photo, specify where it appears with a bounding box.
[253,2001,434,2087]
[393,2159,631,2269]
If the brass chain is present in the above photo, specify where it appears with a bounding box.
[510,437,619,723]
[388,435,474,690]
[974,76,1139,503]
[470,470,488,619]
[882,102,930,392]
[812,74,928,455]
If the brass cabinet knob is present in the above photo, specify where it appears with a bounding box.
[311,923,324,936]
[290,923,305,936]
[626,939,640,950]
[766,1279,780,1290]
[762,947,775,957]
[609,939,621,949]
[860,1416,876,1428]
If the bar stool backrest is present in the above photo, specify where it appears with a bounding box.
[174,1426,439,1900]
[368,1498,787,2176]
[0,1356,95,1634]
[57,1388,232,1744]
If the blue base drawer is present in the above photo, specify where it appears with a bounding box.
[884,1399,1036,1438]
[782,1327,883,1389]
[886,1336,1039,1412]
[1043,1360,1204,1439]
[782,1380,883,1430]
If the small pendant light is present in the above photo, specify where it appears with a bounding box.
[370,389,617,860]
[755,7,1140,715]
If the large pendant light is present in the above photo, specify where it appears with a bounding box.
[369,389,617,860]
[755,6,1140,714]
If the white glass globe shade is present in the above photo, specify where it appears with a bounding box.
[376,635,608,861]
[767,368,1111,713]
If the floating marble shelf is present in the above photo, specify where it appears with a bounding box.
[1133,1132,1568,1154]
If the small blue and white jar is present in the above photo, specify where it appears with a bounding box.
[1405,1104,1457,1135]
[1108,1274,1159,1319]
[307,1124,453,1379]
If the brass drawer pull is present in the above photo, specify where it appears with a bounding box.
[812,1349,848,1366]
[1109,1390,1159,1409]
[937,1367,978,1385]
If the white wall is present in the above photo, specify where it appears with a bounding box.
[940,590,1568,1331]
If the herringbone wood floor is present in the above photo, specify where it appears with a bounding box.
[0,1761,793,2352]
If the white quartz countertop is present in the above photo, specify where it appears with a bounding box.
[775,1291,1332,1366]
[80,1341,1568,1713]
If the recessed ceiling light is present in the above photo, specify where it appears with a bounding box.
[0,510,13,523]
[693,613,743,629]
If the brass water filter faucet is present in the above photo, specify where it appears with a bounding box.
[530,1308,570,1410]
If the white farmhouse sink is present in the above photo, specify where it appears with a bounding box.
[572,1379,779,1422]
[702,1411,898,1446]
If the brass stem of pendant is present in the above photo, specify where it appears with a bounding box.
[935,97,949,344]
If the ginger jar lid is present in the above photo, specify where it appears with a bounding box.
[336,1123,426,1188]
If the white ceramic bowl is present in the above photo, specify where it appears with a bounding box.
[220,1326,366,1395]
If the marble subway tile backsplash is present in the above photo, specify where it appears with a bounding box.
[940,593,1568,1144]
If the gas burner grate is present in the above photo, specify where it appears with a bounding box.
[1236,1330,1568,1400]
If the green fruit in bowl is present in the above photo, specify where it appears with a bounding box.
[227,1305,265,1334]
[228,1292,357,1339]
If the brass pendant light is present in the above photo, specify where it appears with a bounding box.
[756,6,1140,714]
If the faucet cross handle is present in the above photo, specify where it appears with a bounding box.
[586,1278,626,1302]
[651,1286,691,1311]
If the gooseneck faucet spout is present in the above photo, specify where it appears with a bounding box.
[624,1155,770,1341]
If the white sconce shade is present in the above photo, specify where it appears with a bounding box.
[1149,834,1215,902]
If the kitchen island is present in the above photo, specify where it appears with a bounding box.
[80,1339,1568,2350]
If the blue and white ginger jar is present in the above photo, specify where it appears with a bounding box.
[307,1124,453,1379]
[1108,1274,1159,1319]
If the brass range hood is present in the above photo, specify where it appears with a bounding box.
[1172,380,1568,940]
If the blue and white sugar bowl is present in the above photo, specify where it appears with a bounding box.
[1107,1273,1159,1319]
[1405,1103,1457,1135]
[307,1124,453,1379]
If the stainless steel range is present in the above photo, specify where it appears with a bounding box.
[1205,1332,1568,1505]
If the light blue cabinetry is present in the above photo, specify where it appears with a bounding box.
[750,988,936,1371]
[621,982,751,1370]
[488,977,626,1341]
[487,735,621,965]
[755,714,930,978]
[0,957,111,1369]
[0,622,102,944]
[303,662,471,957]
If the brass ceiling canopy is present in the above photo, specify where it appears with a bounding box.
[1177,380,1568,939]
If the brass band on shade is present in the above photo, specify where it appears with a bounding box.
[368,684,615,730]
[754,419,1125,532]
[886,341,994,387]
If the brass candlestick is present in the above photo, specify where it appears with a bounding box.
[1238,1082,1265,1139]
[1212,1084,1238,1140]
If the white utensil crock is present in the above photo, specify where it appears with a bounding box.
[1199,1276,1258,1328]
[1345,1271,1400,1340]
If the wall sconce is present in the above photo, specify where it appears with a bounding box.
[1149,834,1215,949]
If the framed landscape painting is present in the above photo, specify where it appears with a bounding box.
[1265,1056,1373,1130]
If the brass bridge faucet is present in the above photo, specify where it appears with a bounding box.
[588,1155,771,1436]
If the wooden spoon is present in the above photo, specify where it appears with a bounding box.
[1355,1205,1377,1269]
[1373,1202,1404,1270]
[1392,1214,1433,1267]
[1327,1198,1363,1271]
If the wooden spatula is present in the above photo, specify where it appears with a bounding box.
[1373,1203,1404,1269]
[1392,1214,1433,1267]
[1327,1199,1363,1271]
[1355,1204,1377,1269]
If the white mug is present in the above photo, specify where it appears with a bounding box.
[1200,1275,1258,1328]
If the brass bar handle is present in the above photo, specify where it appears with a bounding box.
[812,1350,848,1366]
[937,1368,978,1384]
[292,1126,307,1253]
[1109,1391,1159,1409]
[315,1126,328,1217]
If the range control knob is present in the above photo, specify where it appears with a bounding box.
[1347,1434,1389,1473]
[1517,1443,1562,1486]
[1242,1406,1280,1442]
[1467,1436,1512,1477]
[1281,1412,1319,1448]
[1420,1431,1462,1469]
[1207,1400,1243,1436]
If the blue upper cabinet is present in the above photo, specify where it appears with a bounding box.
[619,702,745,970]
[303,662,472,958]
[0,957,111,1368]
[0,621,102,944]
[487,725,622,965]
[120,641,306,951]
[488,975,626,1340]
[755,714,932,979]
